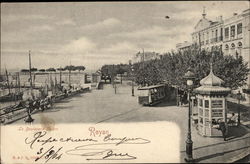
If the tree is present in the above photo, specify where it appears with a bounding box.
[57,68,64,71]
[39,69,45,72]
[20,69,29,72]
[134,59,164,86]
[64,65,76,71]
[134,45,249,90]
[30,68,38,72]
[76,66,85,72]
[46,68,56,72]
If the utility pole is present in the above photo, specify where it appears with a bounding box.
[69,61,71,86]
[5,68,11,94]
[59,67,62,87]
[17,72,21,93]
[237,91,241,126]
[142,48,145,87]
[29,50,33,90]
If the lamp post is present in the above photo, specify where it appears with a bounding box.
[184,67,195,163]
[237,91,241,126]
[131,65,135,96]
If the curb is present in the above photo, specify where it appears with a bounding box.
[228,149,250,163]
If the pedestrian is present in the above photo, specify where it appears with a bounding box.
[218,120,227,141]
[40,99,45,112]
[227,113,237,126]
[24,98,34,123]
[180,94,184,106]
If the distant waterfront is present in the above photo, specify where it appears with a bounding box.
[0,72,87,108]
[1,72,86,86]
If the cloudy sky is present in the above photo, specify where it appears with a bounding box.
[1,1,249,72]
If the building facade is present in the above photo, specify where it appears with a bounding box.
[132,51,160,63]
[176,41,192,52]
[191,9,224,52]
[192,8,250,103]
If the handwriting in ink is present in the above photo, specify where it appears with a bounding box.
[35,146,63,163]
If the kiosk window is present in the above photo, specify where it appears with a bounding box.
[211,100,223,108]
[199,108,203,115]
[205,109,209,117]
[205,118,209,126]
[212,109,223,117]
[205,100,209,108]
[199,99,203,107]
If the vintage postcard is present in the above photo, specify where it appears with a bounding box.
[1,1,250,163]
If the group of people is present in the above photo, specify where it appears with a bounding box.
[23,96,53,123]
[26,97,53,112]
[177,93,188,106]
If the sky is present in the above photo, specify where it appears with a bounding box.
[1,1,249,73]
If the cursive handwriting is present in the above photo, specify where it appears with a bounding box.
[65,134,150,160]
[101,150,136,160]
[25,131,97,149]
[103,134,151,145]
[66,143,136,160]
[35,146,63,163]
[24,131,151,161]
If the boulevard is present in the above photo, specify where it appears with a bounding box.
[14,81,250,163]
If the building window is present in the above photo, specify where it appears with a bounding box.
[231,43,235,49]
[225,27,229,38]
[237,42,242,56]
[238,42,242,47]
[231,25,235,37]
[225,44,229,49]
[211,100,223,108]
[237,23,242,34]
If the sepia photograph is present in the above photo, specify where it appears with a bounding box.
[1,1,250,163]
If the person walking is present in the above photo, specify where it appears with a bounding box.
[218,120,227,141]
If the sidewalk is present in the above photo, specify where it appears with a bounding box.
[179,124,250,163]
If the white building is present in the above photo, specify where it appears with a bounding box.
[192,8,250,103]
[191,8,224,51]
[132,51,160,63]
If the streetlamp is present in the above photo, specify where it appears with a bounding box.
[237,91,242,126]
[131,65,134,96]
[184,67,195,163]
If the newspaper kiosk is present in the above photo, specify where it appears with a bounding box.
[194,66,231,137]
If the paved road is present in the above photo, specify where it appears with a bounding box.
[15,83,141,124]
[14,81,250,163]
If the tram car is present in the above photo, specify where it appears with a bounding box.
[137,84,166,106]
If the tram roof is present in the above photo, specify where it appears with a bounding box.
[138,84,165,90]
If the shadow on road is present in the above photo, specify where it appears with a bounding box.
[226,125,249,141]
[53,105,74,110]
[180,136,250,153]
[194,146,250,163]
[154,99,177,107]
